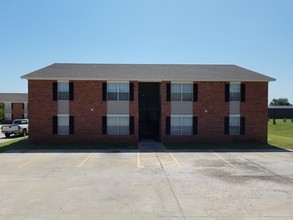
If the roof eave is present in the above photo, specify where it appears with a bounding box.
[21,77,276,82]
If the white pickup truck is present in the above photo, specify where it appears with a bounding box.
[1,119,29,138]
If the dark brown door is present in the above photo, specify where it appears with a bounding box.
[138,83,161,140]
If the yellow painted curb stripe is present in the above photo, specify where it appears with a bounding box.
[137,152,141,168]
[18,154,47,168]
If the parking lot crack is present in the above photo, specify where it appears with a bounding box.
[240,156,293,184]
[156,152,186,220]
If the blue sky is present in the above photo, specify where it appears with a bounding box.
[0,0,292,104]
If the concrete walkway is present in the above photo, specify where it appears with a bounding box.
[138,139,166,152]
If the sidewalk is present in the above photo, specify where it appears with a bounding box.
[138,139,166,152]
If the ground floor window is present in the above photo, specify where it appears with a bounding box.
[53,115,74,135]
[229,116,240,135]
[58,115,70,135]
[4,113,12,121]
[171,115,193,135]
[107,115,129,135]
[225,115,245,136]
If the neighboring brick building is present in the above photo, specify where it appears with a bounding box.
[21,64,275,143]
[268,106,293,119]
[0,93,28,123]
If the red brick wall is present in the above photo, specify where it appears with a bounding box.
[162,82,268,143]
[68,80,106,142]
[161,81,171,142]
[28,80,268,143]
[2,103,25,123]
[240,82,268,143]
[29,80,138,143]
[28,80,57,142]
[195,82,229,141]
[12,103,24,121]
[130,81,139,141]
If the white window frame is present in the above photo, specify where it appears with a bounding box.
[229,83,241,102]
[58,114,69,135]
[107,82,129,101]
[229,114,240,135]
[23,113,28,119]
[4,102,12,110]
[107,114,129,135]
[4,113,12,121]
[170,114,193,135]
[23,102,28,113]
[171,83,193,101]
[58,81,70,101]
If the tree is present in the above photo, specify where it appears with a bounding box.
[269,98,292,106]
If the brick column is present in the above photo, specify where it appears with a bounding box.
[28,80,58,143]
[70,80,107,142]
[241,82,268,143]
[161,81,171,142]
[130,81,139,141]
[11,103,23,120]
[194,82,229,142]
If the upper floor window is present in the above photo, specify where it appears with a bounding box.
[4,102,12,110]
[226,83,245,102]
[171,83,192,101]
[230,84,240,101]
[58,82,69,100]
[53,82,73,101]
[107,83,129,101]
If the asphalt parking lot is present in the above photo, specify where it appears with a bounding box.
[0,143,293,219]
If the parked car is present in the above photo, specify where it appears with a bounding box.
[1,119,29,138]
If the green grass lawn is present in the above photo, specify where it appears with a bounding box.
[0,137,136,153]
[268,119,293,149]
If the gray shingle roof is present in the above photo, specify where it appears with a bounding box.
[0,93,28,103]
[21,63,275,82]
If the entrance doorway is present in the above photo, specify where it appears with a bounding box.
[139,83,161,140]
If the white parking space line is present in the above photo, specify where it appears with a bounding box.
[250,149,293,166]
[210,150,236,168]
[168,152,182,168]
[137,152,142,168]
[77,150,96,168]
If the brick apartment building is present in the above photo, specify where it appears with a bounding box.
[21,64,275,143]
[0,93,28,123]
